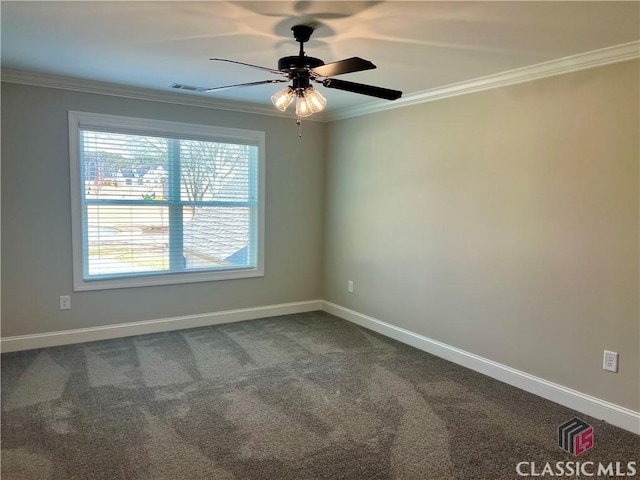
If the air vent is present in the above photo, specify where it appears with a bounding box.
[170,83,200,91]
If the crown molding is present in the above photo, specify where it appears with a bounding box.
[0,69,327,122]
[2,40,637,123]
[326,40,640,122]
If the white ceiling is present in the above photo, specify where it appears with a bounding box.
[2,1,639,113]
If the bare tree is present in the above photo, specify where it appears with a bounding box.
[180,140,247,204]
[124,136,248,215]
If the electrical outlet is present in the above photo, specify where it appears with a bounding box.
[348,280,354,293]
[59,295,71,310]
[603,350,618,373]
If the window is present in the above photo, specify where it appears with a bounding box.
[69,111,265,291]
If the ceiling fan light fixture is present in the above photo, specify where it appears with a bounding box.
[271,86,295,111]
[304,86,327,113]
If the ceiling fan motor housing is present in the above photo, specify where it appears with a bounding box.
[278,55,324,73]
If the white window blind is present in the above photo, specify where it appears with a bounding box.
[69,112,265,291]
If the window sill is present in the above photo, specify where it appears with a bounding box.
[73,266,264,291]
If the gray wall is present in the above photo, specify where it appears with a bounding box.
[1,83,325,336]
[324,60,639,411]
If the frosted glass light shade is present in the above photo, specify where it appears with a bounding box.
[271,86,295,111]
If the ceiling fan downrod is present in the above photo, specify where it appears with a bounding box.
[278,25,324,72]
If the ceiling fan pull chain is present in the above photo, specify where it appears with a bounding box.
[296,117,303,139]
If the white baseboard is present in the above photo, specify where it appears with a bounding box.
[0,300,323,353]
[322,301,640,436]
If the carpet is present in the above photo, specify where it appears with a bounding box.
[2,311,638,479]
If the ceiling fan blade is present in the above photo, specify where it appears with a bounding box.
[311,57,376,77]
[210,58,284,76]
[321,78,402,100]
[202,79,288,92]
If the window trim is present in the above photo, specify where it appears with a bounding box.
[68,111,265,291]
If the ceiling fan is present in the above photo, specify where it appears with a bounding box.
[172,25,402,118]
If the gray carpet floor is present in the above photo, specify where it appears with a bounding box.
[1,311,638,479]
